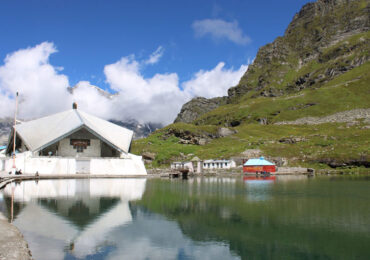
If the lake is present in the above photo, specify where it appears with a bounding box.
[0,175,369,260]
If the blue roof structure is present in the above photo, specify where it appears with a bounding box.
[244,157,275,166]
[0,146,6,150]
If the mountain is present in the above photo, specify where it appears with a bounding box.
[67,85,118,99]
[110,119,162,140]
[0,118,12,146]
[174,97,227,123]
[132,0,370,170]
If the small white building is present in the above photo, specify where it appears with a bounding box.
[171,161,192,170]
[203,159,236,170]
[1,105,146,176]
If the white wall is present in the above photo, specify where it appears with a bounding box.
[1,152,147,176]
[58,138,101,157]
[90,154,147,175]
[1,153,76,175]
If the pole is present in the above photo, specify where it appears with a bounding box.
[12,92,18,169]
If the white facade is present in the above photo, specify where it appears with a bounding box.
[0,152,147,175]
[203,159,236,170]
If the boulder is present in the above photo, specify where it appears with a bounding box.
[142,152,156,161]
[217,127,236,137]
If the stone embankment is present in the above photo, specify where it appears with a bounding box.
[0,214,32,260]
[275,108,370,125]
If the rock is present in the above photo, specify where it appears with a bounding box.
[174,96,227,123]
[217,127,236,137]
[198,138,208,145]
[229,120,241,127]
[279,137,306,144]
[318,157,370,168]
[241,149,262,158]
[270,157,288,167]
[276,109,370,125]
[142,152,156,161]
[257,118,268,125]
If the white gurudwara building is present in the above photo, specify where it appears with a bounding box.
[0,104,147,175]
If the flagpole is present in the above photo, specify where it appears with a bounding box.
[12,92,18,169]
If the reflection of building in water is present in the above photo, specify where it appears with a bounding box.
[244,176,275,201]
[2,179,146,259]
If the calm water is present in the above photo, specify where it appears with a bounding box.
[0,176,369,260]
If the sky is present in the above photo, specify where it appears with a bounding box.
[0,0,312,124]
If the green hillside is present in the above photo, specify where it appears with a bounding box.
[131,0,370,171]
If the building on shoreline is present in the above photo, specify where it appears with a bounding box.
[171,158,236,173]
[243,157,276,174]
[203,159,236,170]
[0,104,146,175]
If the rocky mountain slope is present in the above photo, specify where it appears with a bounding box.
[174,97,226,123]
[132,0,370,170]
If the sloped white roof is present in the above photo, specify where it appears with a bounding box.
[12,109,133,153]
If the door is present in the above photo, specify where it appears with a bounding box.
[76,159,90,174]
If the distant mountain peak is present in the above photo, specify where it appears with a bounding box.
[67,84,118,99]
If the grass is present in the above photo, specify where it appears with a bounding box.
[194,61,370,126]
[132,121,370,169]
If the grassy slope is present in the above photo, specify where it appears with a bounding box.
[132,61,370,169]
[195,32,370,126]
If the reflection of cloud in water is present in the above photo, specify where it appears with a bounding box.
[108,208,239,260]
[2,178,239,260]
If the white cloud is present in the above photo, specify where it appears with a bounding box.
[0,42,71,119]
[192,19,250,45]
[182,62,247,98]
[70,81,114,120]
[0,42,248,125]
[145,46,164,65]
[104,55,187,124]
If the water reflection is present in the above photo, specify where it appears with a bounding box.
[0,178,240,260]
[0,176,369,260]
[2,179,146,259]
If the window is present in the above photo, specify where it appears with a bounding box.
[76,146,84,153]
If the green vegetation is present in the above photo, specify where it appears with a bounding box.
[195,50,370,126]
